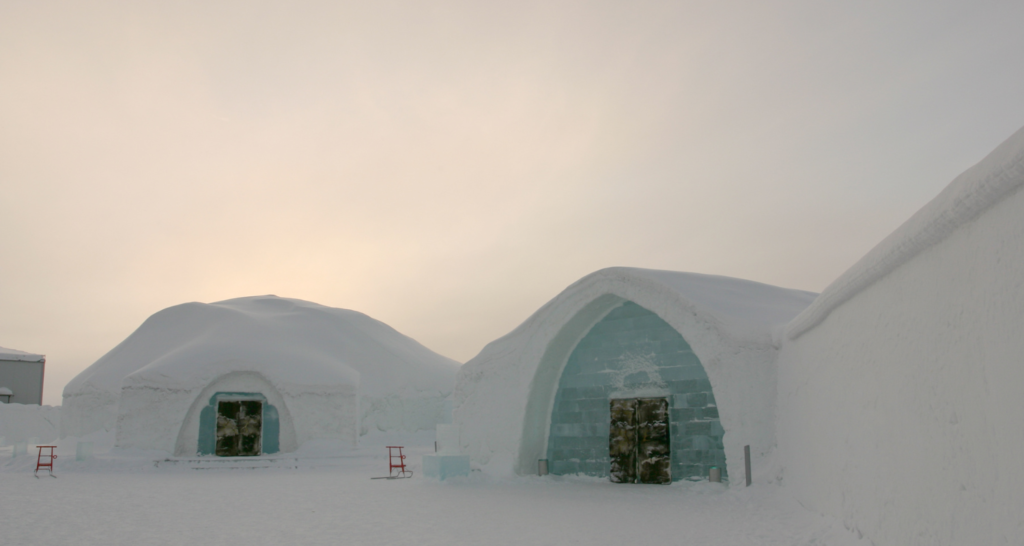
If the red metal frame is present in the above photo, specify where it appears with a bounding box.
[35,445,57,478]
[386,446,408,477]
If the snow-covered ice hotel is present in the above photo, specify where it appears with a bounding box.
[456,126,1024,543]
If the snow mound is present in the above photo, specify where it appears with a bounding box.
[63,295,460,439]
[67,295,458,397]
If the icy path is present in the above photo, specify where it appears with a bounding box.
[1,434,865,546]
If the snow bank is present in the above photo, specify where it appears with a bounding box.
[0,346,45,362]
[455,267,815,479]
[62,295,460,454]
[0,403,60,444]
[776,125,1024,545]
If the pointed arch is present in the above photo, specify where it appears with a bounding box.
[543,300,725,481]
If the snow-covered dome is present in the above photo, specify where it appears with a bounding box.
[62,296,460,443]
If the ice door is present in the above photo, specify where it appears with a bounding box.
[636,398,671,484]
[609,397,671,484]
[215,400,263,456]
[609,399,638,483]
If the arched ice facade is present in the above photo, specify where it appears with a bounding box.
[547,301,724,481]
[454,267,816,483]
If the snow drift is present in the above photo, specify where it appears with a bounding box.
[62,296,460,455]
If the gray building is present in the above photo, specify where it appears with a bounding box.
[0,346,45,405]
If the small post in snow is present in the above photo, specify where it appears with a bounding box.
[744,445,752,487]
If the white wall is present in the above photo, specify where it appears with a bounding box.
[61,391,118,438]
[776,138,1024,544]
[116,370,357,455]
[361,393,449,435]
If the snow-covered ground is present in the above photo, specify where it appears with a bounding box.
[1,432,866,546]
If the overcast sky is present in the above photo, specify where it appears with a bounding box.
[2,0,1023,405]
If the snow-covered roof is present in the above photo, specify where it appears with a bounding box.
[64,296,460,398]
[786,124,1024,340]
[0,346,45,362]
[0,387,12,395]
[606,268,818,342]
[480,267,817,357]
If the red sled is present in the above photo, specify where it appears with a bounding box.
[35,446,57,478]
[371,446,413,479]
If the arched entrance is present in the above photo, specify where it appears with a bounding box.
[197,392,281,456]
[175,371,298,457]
[545,301,726,482]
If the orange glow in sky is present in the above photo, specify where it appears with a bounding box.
[3,0,1023,404]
